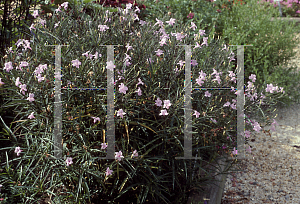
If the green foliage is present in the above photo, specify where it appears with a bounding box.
[214,0,300,108]
[0,0,285,203]
[136,0,224,39]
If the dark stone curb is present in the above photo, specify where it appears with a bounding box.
[186,155,247,204]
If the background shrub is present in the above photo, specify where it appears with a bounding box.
[0,2,255,203]
[214,0,300,108]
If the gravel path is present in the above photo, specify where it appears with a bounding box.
[221,32,300,203]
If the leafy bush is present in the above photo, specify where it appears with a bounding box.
[135,0,226,40]
[214,0,300,108]
[0,1,284,203]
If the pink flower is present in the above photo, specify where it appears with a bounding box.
[0,78,4,86]
[159,109,168,116]
[249,74,256,82]
[230,103,236,110]
[196,78,205,86]
[132,150,138,158]
[92,51,101,59]
[92,117,100,123]
[15,39,23,47]
[199,30,206,36]
[201,37,208,46]
[154,18,164,27]
[117,109,126,118]
[7,47,14,54]
[82,51,91,58]
[115,151,124,161]
[126,43,133,52]
[15,77,21,87]
[105,167,113,176]
[163,100,172,109]
[106,61,115,71]
[119,83,128,94]
[4,62,13,72]
[190,22,197,30]
[222,44,228,51]
[296,10,300,13]
[39,19,46,26]
[210,118,217,124]
[253,121,262,132]
[71,59,81,68]
[155,98,162,106]
[272,119,278,127]
[65,157,73,166]
[36,74,45,82]
[191,59,198,66]
[54,22,60,28]
[29,24,35,31]
[187,12,194,19]
[55,6,62,13]
[204,91,211,97]
[18,61,29,71]
[232,147,238,155]
[139,20,147,26]
[15,146,22,156]
[19,84,27,94]
[101,143,107,149]
[171,32,187,41]
[28,112,35,119]
[166,18,176,26]
[27,93,35,102]
[194,42,202,49]
[98,25,109,32]
[134,6,140,13]
[32,10,39,18]
[198,70,207,80]
[244,130,251,138]
[193,110,200,118]
[223,102,231,107]
[135,87,142,96]
[155,49,164,56]
[61,2,69,10]
[23,39,31,50]
[137,78,144,86]
[177,60,185,67]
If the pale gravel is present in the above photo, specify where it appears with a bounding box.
[221,32,300,203]
[221,88,300,202]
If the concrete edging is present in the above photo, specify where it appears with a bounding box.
[186,155,242,204]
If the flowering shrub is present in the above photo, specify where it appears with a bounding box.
[138,0,225,40]
[0,1,283,203]
[257,0,300,17]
